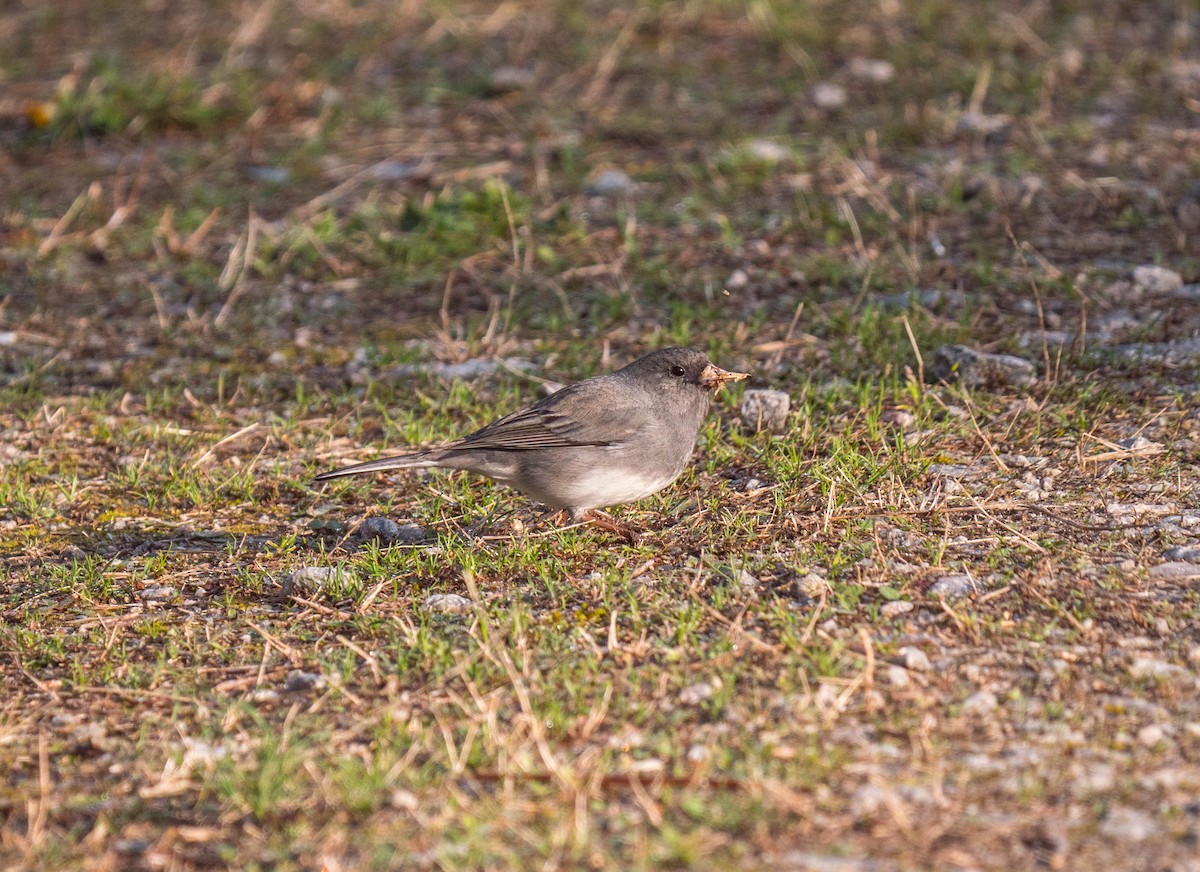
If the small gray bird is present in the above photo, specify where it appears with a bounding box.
[313,347,748,521]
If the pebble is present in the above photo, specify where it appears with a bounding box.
[284,566,350,596]
[247,165,291,184]
[746,139,789,162]
[961,689,999,714]
[928,574,977,599]
[586,169,634,196]
[897,646,932,671]
[955,112,1012,138]
[1132,265,1183,295]
[887,665,911,688]
[879,409,915,430]
[880,600,914,618]
[284,670,327,693]
[138,585,178,602]
[725,268,750,289]
[678,680,717,706]
[358,516,400,542]
[931,344,1036,390]
[422,593,472,614]
[741,389,791,434]
[1098,806,1158,842]
[488,66,535,93]
[1129,657,1189,679]
[1137,724,1167,747]
[847,58,895,83]
[1147,562,1200,581]
[811,82,847,109]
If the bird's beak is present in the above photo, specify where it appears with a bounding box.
[700,364,750,392]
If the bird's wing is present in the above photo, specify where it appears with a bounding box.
[453,380,644,450]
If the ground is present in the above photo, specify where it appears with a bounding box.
[3,1,1200,870]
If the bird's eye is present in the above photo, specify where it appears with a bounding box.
[669,365,686,378]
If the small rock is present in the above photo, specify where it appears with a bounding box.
[848,58,895,83]
[1099,806,1158,842]
[284,670,326,693]
[1137,724,1167,747]
[881,600,914,618]
[1148,562,1200,581]
[811,82,847,109]
[679,680,717,706]
[732,569,760,592]
[796,572,830,598]
[113,839,152,855]
[422,593,472,614]
[586,169,634,196]
[369,161,425,182]
[931,344,1036,390]
[928,574,977,599]
[1130,657,1189,679]
[358,516,400,542]
[686,744,711,763]
[746,139,789,162]
[391,789,420,811]
[955,112,1012,138]
[1116,435,1163,453]
[726,268,750,290]
[1132,265,1183,295]
[138,585,178,602]
[741,389,790,434]
[284,566,346,596]
[879,409,916,429]
[961,689,999,714]
[887,665,911,688]
[247,165,291,184]
[488,66,535,93]
[897,646,932,671]
[394,523,428,544]
[850,784,890,816]
[70,723,112,752]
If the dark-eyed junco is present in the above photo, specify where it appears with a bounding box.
[314,347,748,521]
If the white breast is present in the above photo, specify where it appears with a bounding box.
[553,466,680,510]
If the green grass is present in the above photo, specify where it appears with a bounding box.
[5,0,1200,869]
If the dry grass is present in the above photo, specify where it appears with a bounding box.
[3,1,1200,869]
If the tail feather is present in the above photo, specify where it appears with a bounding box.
[313,452,440,482]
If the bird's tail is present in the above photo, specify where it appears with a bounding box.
[312,451,440,482]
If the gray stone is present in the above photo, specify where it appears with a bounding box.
[898,646,932,671]
[928,574,978,598]
[422,593,472,614]
[741,389,791,433]
[1161,546,1200,566]
[880,600,914,618]
[284,566,351,596]
[138,585,178,602]
[1129,657,1189,679]
[586,169,634,196]
[848,58,895,83]
[1099,806,1158,842]
[811,82,847,109]
[358,516,400,542]
[1148,562,1200,581]
[931,344,1036,390]
[1132,265,1183,295]
[961,689,999,714]
[284,670,326,693]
